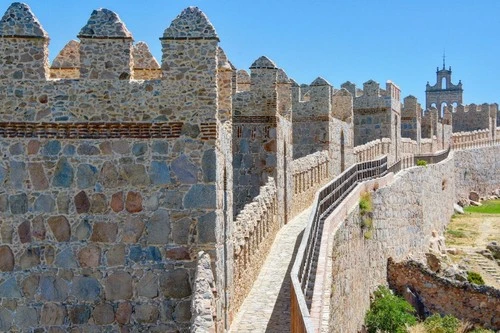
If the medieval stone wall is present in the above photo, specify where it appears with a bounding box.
[328,157,455,332]
[454,145,500,201]
[388,259,500,330]
[0,3,231,332]
[452,103,498,133]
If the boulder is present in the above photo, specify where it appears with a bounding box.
[468,191,480,202]
[453,203,464,214]
[425,252,441,272]
[470,200,482,207]
[486,242,500,260]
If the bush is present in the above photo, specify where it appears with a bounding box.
[365,286,417,333]
[359,192,373,215]
[423,314,460,333]
[467,271,485,285]
[416,159,428,166]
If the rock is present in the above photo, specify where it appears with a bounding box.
[183,185,216,209]
[75,190,90,214]
[41,303,67,325]
[91,222,118,243]
[104,271,132,300]
[56,192,70,214]
[132,143,148,156]
[165,247,191,260]
[14,306,38,328]
[172,154,198,184]
[121,164,149,186]
[39,276,69,301]
[111,140,130,154]
[9,161,26,189]
[137,271,158,298]
[32,215,46,240]
[110,191,124,212]
[486,242,500,260]
[48,216,71,242]
[34,194,56,213]
[19,248,40,269]
[0,278,21,298]
[457,198,469,207]
[425,252,441,272]
[122,216,145,243]
[446,248,459,255]
[90,193,108,213]
[0,307,12,332]
[99,161,125,188]
[29,162,49,190]
[173,300,191,323]
[453,203,464,214]
[18,220,31,243]
[77,245,101,268]
[54,247,77,269]
[152,141,169,155]
[77,143,100,155]
[146,209,170,244]
[198,211,216,243]
[21,275,40,299]
[115,302,132,324]
[202,149,216,182]
[106,245,125,266]
[69,304,91,325]
[70,276,101,302]
[42,140,61,156]
[77,164,98,189]
[75,220,92,241]
[52,158,74,187]
[160,269,191,298]
[134,304,159,324]
[150,161,171,185]
[470,200,482,206]
[468,191,480,202]
[0,245,14,272]
[93,303,114,325]
[477,249,494,260]
[125,191,143,213]
[442,264,468,282]
[9,193,28,214]
[171,217,191,245]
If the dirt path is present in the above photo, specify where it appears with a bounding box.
[446,209,500,288]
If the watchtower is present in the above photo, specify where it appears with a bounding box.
[425,55,463,117]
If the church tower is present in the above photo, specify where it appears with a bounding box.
[425,55,463,116]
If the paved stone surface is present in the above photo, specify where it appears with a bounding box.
[229,207,310,333]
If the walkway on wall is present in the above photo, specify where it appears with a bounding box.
[229,208,311,333]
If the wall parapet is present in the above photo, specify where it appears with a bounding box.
[291,150,330,218]
[232,177,278,317]
[354,138,391,163]
[388,258,500,330]
[191,251,217,333]
[452,129,498,150]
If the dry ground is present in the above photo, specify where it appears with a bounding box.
[445,200,500,289]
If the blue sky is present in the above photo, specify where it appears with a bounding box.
[1,1,498,105]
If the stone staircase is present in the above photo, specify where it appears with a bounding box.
[465,251,500,286]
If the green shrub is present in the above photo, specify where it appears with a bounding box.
[365,286,417,333]
[416,159,428,166]
[423,314,460,333]
[359,192,373,215]
[467,271,485,285]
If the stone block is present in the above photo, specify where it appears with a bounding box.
[39,276,68,301]
[9,193,28,214]
[137,271,158,298]
[69,304,91,324]
[21,275,40,299]
[202,149,216,182]
[9,161,26,189]
[18,220,31,243]
[146,209,170,244]
[171,217,191,245]
[19,247,40,269]
[104,271,132,300]
[152,141,169,155]
[171,155,198,184]
[32,215,46,240]
[77,164,98,189]
[115,302,132,324]
[75,220,92,241]
[75,190,90,214]
[150,161,171,185]
[184,185,216,209]
[77,245,101,268]
[90,193,108,213]
[52,158,74,188]
[14,305,38,328]
[133,303,159,324]
[34,194,56,213]
[121,164,149,186]
[91,222,118,243]
[77,143,100,155]
[111,191,124,212]
[41,303,67,325]
[173,300,191,323]
[0,278,21,298]
[47,216,71,242]
[0,307,12,332]
[54,247,78,269]
[56,192,70,214]
[125,191,143,213]
[160,269,191,299]
[42,140,61,156]
[92,303,114,325]
[122,216,145,243]
[132,143,148,156]
[29,162,49,190]
[99,161,125,188]
[107,245,126,266]
[198,211,216,243]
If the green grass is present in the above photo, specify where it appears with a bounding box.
[446,229,466,238]
[467,271,485,285]
[416,159,428,166]
[464,199,500,214]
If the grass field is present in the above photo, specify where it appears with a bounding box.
[464,199,500,214]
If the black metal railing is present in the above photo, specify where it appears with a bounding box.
[295,156,387,309]
[413,146,451,165]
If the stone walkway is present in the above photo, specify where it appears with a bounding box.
[229,208,311,333]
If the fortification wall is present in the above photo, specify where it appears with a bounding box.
[328,158,455,332]
[454,145,500,201]
[452,104,497,133]
[0,3,231,332]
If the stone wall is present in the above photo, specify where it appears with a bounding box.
[232,178,278,320]
[452,103,497,133]
[388,259,500,330]
[291,151,330,219]
[190,251,217,333]
[454,145,500,202]
[328,157,455,332]
[0,3,231,332]
[353,138,391,163]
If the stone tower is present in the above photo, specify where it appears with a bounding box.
[425,58,463,116]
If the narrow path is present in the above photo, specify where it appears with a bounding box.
[229,207,311,333]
